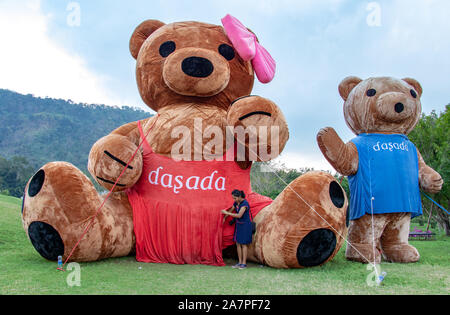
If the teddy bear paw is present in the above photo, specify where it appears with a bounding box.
[227,95,289,161]
[22,162,108,262]
[382,244,420,263]
[255,172,348,268]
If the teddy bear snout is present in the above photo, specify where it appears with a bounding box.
[374,91,414,123]
[162,47,230,97]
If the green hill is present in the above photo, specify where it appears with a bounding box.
[0,89,151,189]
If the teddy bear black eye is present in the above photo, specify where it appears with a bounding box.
[410,89,417,98]
[218,44,235,61]
[159,41,176,57]
[366,89,377,97]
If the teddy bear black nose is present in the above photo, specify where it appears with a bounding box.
[181,57,214,78]
[395,102,404,113]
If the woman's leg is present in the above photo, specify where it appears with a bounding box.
[242,244,248,265]
[236,243,242,264]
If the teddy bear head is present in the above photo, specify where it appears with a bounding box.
[338,76,423,135]
[129,20,255,112]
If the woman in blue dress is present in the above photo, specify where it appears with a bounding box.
[221,189,252,269]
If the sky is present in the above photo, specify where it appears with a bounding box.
[0,0,449,171]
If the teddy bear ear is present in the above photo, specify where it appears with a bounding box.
[402,78,423,98]
[130,20,166,59]
[338,76,363,101]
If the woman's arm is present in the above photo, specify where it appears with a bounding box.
[223,206,247,219]
[221,206,234,223]
[221,205,234,214]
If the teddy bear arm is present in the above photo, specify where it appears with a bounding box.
[227,95,289,161]
[416,148,443,194]
[110,119,151,146]
[317,127,358,176]
[88,122,144,191]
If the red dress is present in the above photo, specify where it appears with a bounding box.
[126,119,272,266]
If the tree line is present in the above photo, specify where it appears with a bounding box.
[0,156,34,197]
[409,104,449,235]
[0,89,149,174]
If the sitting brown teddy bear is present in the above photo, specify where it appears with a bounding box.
[317,76,443,264]
[22,18,348,268]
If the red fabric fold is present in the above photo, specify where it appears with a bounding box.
[128,193,225,265]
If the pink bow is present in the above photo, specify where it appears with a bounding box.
[221,14,276,84]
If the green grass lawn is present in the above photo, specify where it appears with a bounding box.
[1,194,449,295]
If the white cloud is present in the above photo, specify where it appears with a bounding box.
[0,0,128,106]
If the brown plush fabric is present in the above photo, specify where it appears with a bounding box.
[88,133,143,191]
[129,20,166,60]
[141,105,229,161]
[346,213,419,263]
[227,95,289,161]
[317,127,358,176]
[21,18,347,268]
[317,76,443,264]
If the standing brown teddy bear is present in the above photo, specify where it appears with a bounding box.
[317,76,443,264]
[22,18,348,268]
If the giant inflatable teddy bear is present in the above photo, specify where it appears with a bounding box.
[21,16,348,268]
[317,76,443,264]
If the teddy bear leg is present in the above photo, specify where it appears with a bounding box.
[345,214,388,264]
[252,171,348,268]
[22,162,135,262]
[380,213,419,263]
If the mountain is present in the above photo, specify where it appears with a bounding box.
[0,89,151,175]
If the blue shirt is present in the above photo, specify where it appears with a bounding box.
[348,133,422,220]
[234,199,251,223]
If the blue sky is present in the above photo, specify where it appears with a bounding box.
[0,0,449,171]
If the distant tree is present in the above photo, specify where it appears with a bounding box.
[251,161,312,199]
[409,105,449,235]
[0,155,35,197]
[251,161,351,201]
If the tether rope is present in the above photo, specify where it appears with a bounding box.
[59,114,160,270]
[367,143,380,279]
[422,192,449,215]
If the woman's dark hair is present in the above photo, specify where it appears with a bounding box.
[232,189,245,198]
